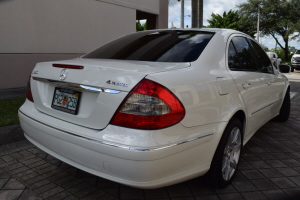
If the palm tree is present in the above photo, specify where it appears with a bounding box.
[178,0,203,28]
[192,0,203,28]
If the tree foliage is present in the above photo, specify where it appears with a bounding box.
[207,10,239,29]
[270,46,296,61]
[136,21,147,32]
[237,0,300,61]
[206,10,256,38]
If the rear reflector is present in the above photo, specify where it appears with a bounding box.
[26,90,34,102]
[53,64,84,69]
[26,77,34,102]
[110,79,185,130]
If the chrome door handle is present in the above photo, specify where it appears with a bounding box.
[242,83,251,89]
[267,81,273,86]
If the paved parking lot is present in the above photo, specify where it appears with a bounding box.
[1,72,300,200]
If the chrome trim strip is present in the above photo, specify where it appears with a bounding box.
[251,99,282,115]
[103,89,122,94]
[79,85,102,92]
[19,110,214,152]
[129,133,214,151]
[32,77,121,94]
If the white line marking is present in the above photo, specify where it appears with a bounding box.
[290,92,298,99]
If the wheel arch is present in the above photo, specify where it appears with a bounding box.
[231,110,246,138]
[211,109,246,160]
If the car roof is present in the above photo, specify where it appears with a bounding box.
[141,28,242,34]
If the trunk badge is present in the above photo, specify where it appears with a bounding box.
[59,69,68,81]
[106,80,128,87]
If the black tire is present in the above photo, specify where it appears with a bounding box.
[273,89,290,122]
[207,118,243,188]
[291,67,294,72]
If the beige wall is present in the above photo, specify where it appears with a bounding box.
[0,54,83,89]
[101,0,160,14]
[158,0,169,29]
[0,0,137,53]
[0,0,168,89]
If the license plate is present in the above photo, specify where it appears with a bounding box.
[51,87,81,115]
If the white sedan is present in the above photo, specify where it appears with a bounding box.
[19,28,290,189]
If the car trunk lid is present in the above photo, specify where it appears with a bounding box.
[30,58,190,129]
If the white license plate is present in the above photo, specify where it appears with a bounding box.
[51,87,81,115]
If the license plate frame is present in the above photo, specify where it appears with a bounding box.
[51,87,81,115]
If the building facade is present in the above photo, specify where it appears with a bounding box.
[0,0,168,89]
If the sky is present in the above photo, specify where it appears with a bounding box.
[168,0,300,51]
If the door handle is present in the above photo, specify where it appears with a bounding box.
[242,83,251,89]
[267,81,274,86]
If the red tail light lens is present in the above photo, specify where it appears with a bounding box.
[110,79,185,130]
[26,77,34,102]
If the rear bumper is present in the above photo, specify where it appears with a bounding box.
[19,100,226,188]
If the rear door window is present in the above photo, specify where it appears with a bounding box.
[248,39,274,73]
[228,37,258,71]
[228,42,242,70]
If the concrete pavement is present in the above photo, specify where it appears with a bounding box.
[1,72,300,199]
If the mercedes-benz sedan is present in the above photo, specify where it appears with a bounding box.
[19,28,290,189]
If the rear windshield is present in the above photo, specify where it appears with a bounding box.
[83,30,214,62]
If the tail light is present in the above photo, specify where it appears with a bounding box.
[110,79,185,130]
[26,76,34,102]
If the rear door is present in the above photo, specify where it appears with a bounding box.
[247,39,285,118]
[227,36,272,136]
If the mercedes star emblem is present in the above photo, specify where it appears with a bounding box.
[59,69,68,81]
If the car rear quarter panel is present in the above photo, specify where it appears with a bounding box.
[146,30,246,128]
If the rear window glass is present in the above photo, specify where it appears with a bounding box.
[82,30,214,62]
[248,39,274,73]
[230,37,257,71]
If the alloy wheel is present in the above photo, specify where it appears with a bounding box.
[222,127,241,181]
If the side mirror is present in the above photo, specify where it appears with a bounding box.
[278,64,290,73]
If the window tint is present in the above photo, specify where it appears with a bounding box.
[229,37,257,71]
[228,42,242,70]
[83,30,214,62]
[295,50,300,54]
[248,39,274,73]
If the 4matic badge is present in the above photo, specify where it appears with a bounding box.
[106,80,128,87]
